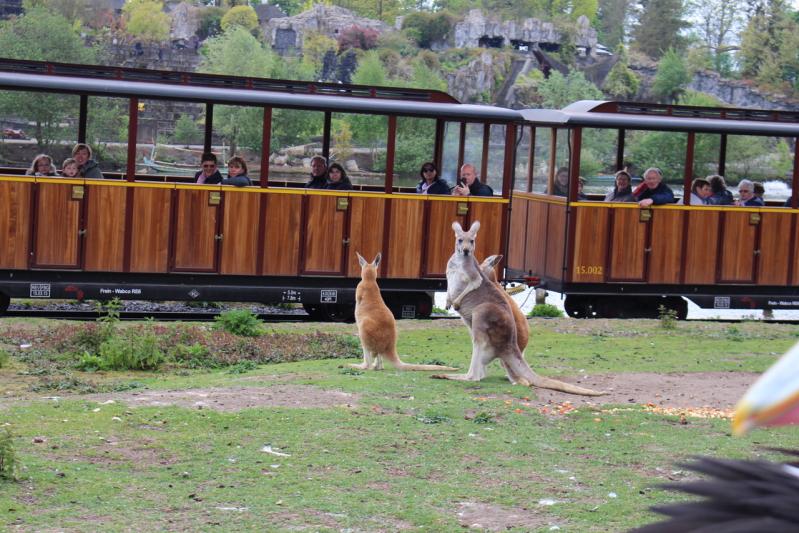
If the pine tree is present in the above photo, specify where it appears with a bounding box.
[632,0,688,59]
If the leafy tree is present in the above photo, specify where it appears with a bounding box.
[199,27,277,154]
[597,0,629,49]
[198,6,225,39]
[0,6,95,148]
[22,0,107,25]
[172,114,199,148]
[537,70,603,109]
[652,48,691,103]
[739,0,799,89]
[270,0,304,16]
[338,25,380,51]
[330,0,402,22]
[602,45,640,98]
[301,33,338,75]
[123,0,171,42]
[220,5,259,33]
[632,0,688,59]
[571,0,598,21]
[688,0,744,75]
[402,11,455,49]
[87,98,129,170]
[350,51,388,145]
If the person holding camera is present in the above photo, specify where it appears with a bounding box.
[452,163,493,196]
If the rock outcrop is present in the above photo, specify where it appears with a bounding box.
[169,2,201,43]
[453,9,597,54]
[261,4,389,53]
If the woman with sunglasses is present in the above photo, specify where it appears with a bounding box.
[195,152,223,184]
[415,162,450,195]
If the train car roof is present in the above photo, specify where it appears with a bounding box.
[0,59,520,123]
[521,100,799,136]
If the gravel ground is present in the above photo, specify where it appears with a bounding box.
[8,299,308,315]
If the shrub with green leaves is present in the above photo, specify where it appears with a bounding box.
[0,348,8,368]
[528,304,564,318]
[0,429,18,481]
[213,310,265,337]
[658,305,678,329]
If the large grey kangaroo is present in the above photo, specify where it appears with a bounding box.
[435,221,604,396]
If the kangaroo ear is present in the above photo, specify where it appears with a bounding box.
[484,254,502,268]
[356,252,367,267]
[452,221,463,234]
[469,220,481,234]
[373,252,382,268]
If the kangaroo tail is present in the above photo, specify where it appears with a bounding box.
[385,351,458,371]
[396,362,460,371]
[527,374,605,396]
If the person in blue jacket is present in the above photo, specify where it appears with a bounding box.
[735,179,764,207]
[223,156,252,187]
[415,162,450,195]
[634,167,674,207]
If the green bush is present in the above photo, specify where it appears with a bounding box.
[528,304,564,318]
[98,327,164,370]
[658,305,678,330]
[0,348,8,368]
[213,310,265,337]
[0,429,18,481]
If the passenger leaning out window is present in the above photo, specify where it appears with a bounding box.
[634,167,674,207]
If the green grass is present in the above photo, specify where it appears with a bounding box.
[1,318,798,531]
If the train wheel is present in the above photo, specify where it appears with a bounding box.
[0,292,8,315]
[320,303,355,323]
[564,295,590,318]
[302,303,324,321]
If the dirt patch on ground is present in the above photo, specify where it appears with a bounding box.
[84,385,358,412]
[455,502,556,531]
[527,371,758,410]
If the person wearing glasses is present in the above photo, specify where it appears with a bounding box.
[735,179,764,207]
[415,162,450,195]
[195,152,223,184]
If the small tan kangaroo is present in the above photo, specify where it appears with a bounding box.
[352,252,458,371]
[435,222,604,396]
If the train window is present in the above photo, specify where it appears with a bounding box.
[580,128,618,200]
[514,125,531,192]
[692,133,721,180]
[463,122,484,179]
[553,128,570,194]
[725,135,793,204]
[441,121,460,184]
[87,96,128,176]
[212,103,264,184]
[0,89,80,174]
[531,127,551,193]
[485,123,506,193]
[625,129,687,196]
[136,99,205,182]
[330,112,387,189]
[394,116,436,189]
[270,109,324,186]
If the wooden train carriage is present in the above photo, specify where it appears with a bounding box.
[507,101,799,318]
[0,59,518,319]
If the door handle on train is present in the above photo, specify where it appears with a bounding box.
[644,247,652,253]
[214,234,223,241]
[753,249,761,255]
[78,229,86,236]
[342,238,350,246]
